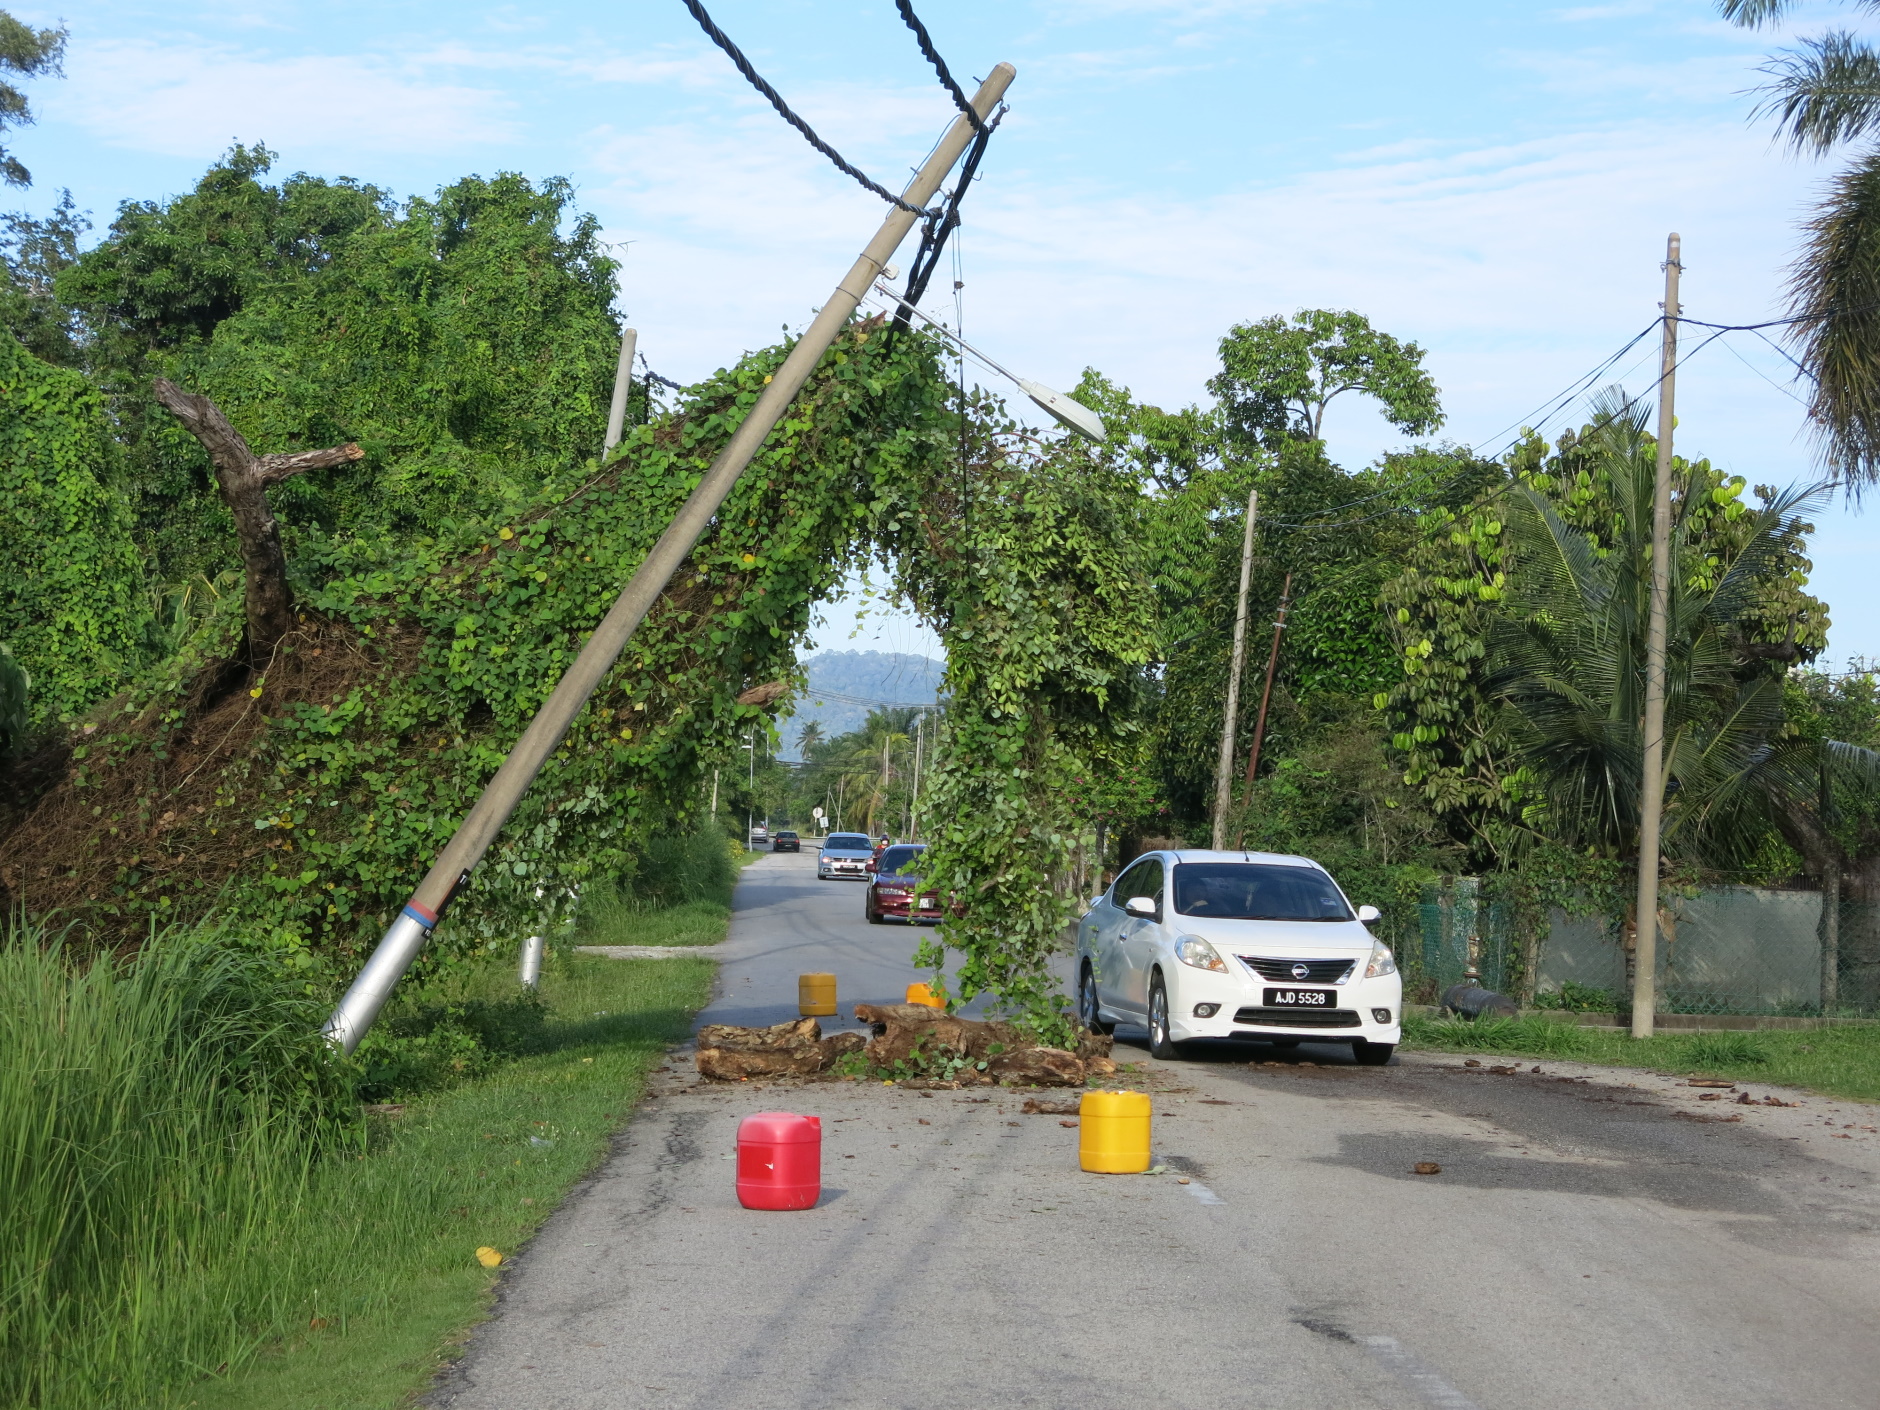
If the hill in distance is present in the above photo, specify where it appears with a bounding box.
[781,650,945,760]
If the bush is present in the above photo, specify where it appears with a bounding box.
[352,990,548,1102]
[1532,981,1618,1013]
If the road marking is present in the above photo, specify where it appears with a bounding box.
[1360,1336,1482,1410]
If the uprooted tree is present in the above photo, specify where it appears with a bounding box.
[0,321,1154,1039]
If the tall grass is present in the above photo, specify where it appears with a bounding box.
[0,922,355,1407]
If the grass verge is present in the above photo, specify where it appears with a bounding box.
[1402,1012,1880,1104]
[189,950,714,1410]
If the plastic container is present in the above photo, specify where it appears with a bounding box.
[798,972,837,1016]
[904,982,944,1009]
[1079,1090,1152,1173]
[736,1111,822,1210]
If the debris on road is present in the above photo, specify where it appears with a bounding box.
[1021,1097,1081,1115]
[1414,1162,1442,1175]
[694,1017,865,1080]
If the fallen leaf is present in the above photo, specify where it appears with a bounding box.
[1060,1119,1078,1127]
[1463,1060,1482,1068]
[1176,1177,1191,1185]
[1414,1162,1442,1176]
[475,1246,503,1268]
[918,1118,931,1125]
[309,1317,328,1331]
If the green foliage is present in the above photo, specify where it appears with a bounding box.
[0,919,357,1408]
[1532,980,1618,1013]
[0,9,64,188]
[59,149,623,587]
[1401,1011,1595,1056]
[1683,1030,1772,1067]
[899,399,1158,1041]
[0,642,25,755]
[1380,396,1828,871]
[1210,308,1443,450]
[0,188,86,363]
[0,329,152,724]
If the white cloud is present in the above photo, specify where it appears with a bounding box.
[49,39,518,160]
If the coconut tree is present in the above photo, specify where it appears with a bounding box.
[1721,1,1880,489]
[1486,395,1826,978]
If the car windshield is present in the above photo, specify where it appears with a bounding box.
[876,845,925,877]
[1172,863,1353,921]
[824,834,871,850]
[775,831,797,839]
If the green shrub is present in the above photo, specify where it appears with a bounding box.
[353,990,548,1101]
[1532,980,1617,1013]
[1682,1031,1771,1068]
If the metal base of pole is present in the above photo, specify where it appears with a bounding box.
[323,909,434,1054]
[519,933,545,989]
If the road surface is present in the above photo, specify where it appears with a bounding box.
[429,850,1880,1409]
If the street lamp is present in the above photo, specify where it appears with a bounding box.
[871,280,1106,443]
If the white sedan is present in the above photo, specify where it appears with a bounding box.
[1075,848,1402,1065]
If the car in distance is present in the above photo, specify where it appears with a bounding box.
[817,831,876,881]
[865,843,940,924]
[771,829,801,853]
[1074,848,1401,1065]
[749,823,769,845]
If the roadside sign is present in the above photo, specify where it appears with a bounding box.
[812,807,824,820]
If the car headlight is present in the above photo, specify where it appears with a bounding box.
[1175,937,1228,973]
[1365,941,1397,978]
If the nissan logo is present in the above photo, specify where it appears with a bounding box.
[1291,963,1310,980]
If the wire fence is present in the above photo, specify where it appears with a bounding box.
[1405,877,1880,1019]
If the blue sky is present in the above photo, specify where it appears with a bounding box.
[12,0,1878,660]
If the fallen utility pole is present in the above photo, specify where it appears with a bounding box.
[323,63,1016,1053]
[1211,489,1259,849]
[1632,232,1681,1042]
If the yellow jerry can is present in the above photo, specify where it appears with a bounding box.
[798,972,837,1016]
[904,982,945,1009]
[1079,1089,1152,1173]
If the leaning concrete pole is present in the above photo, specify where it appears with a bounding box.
[324,64,1016,1052]
[603,326,638,456]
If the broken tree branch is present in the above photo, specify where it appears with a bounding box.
[152,378,364,665]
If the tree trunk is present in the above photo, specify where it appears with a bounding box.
[151,379,363,667]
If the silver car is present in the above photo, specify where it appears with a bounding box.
[817,832,875,881]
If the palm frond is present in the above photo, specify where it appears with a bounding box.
[1718,0,1805,27]
[1790,142,1880,491]
[1753,32,1880,154]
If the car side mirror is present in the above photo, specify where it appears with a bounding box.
[1125,895,1157,918]
[1356,904,1380,923]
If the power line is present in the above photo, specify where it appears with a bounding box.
[680,0,940,216]
[895,1,987,134]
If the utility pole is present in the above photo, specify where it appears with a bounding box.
[603,326,639,456]
[1211,488,1259,850]
[1632,232,1681,1042]
[1244,572,1293,786]
[321,65,1015,1053]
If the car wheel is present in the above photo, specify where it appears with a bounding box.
[865,901,883,925]
[1147,974,1184,1061]
[1079,964,1114,1036]
[1352,1040,1395,1066]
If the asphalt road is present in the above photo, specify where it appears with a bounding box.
[430,850,1880,1410]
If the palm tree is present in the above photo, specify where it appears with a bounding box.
[1722,1,1880,489]
[795,720,824,757]
[1487,395,1823,872]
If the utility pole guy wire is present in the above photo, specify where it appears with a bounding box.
[1632,233,1681,1042]
[322,64,1017,1053]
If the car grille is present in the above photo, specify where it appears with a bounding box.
[1237,955,1356,984]
[1232,1007,1362,1030]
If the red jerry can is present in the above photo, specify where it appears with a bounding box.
[735,1111,822,1210]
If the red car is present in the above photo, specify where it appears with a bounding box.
[865,843,941,925]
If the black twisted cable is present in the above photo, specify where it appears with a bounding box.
[681,0,937,216]
[895,0,988,134]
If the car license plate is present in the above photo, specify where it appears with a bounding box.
[919,898,935,909]
[1263,988,1335,1007]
